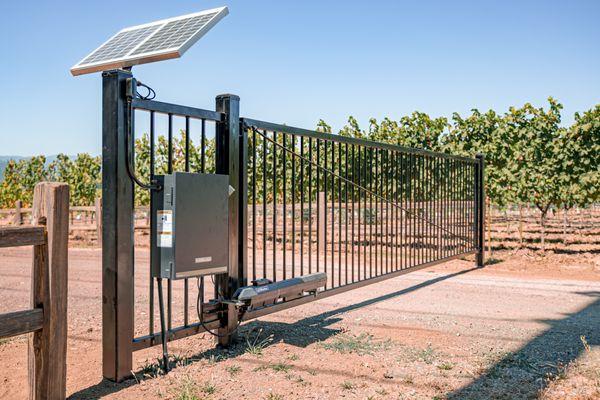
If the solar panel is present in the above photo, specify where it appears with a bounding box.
[71,7,228,76]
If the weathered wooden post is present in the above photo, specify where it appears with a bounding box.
[95,197,102,246]
[14,200,23,225]
[31,182,69,400]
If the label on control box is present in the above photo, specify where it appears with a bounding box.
[157,210,173,248]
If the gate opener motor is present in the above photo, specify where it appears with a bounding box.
[151,172,229,279]
[148,171,327,373]
[233,272,327,308]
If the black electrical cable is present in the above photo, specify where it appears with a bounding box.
[125,100,161,191]
[135,80,156,100]
[196,277,245,338]
[156,278,170,373]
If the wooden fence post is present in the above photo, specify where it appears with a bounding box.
[31,182,69,400]
[95,197,102,246]
[29,225,50,399]
[14,200,23,225]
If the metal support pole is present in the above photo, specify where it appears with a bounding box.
[475,154,485,267]
[101,69,134,381]
[215,94,245,346]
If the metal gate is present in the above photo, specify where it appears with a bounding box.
[241,119,484,321]
[101,69,484,381]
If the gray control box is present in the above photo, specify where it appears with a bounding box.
[151,172,229,279]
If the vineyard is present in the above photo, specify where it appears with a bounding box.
[1,98,597,249]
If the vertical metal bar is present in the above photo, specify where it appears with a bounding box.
[314,138,318,274]
[331,141,336,288]
[411,153,415,268]
[400,153,405,270]
[167,113,173,331]
[393,151,397,271]
[252,127,257,281]
[357,145,361,281]
[369,147,373,278]
[300,136,305,276]
[374,149,379,276]
[403,153,408,269]
[396,152,400,270]
[291,135,296,278]
[390,151,394,271]
[331,141,335,287]
[262,131,267,279]
[201,119,206,172]
[364,146,368,278]
[436,156,441,260]
[324,140,329,288]
[101,69,134,382]
[444,157,447,258]
[309,137,313,274]
[215,94,243,345]
[149,111,155,340]
[417,154,421,266]
[349,143,354,284]
[183,116,190,327]
[390,151,393,272]
[184,117,190,171]
[323,140,327,285]
[453,159,457,256]
[338,142,342,287]
[423,156,431,262]
[476,154,485,267]
[459,161,466,253]
[272,131,277,282]
[282,132,287,280]
[358,146,363,280]
[408,153,412,268]
[423,155,427,263]
[449,158,453,256]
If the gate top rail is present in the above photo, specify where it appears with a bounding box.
[242,117,477,163]
[132,98,224,121]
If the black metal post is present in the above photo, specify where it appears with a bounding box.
[101,69,134,382]
[475,154,485,267]
[215,94,245,345]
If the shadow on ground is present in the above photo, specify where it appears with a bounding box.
[447,292,600,399]
[68,266,477,399]
[68,268,599,399]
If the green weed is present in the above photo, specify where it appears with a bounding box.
[226,365,241,376]
[321,333,391,355]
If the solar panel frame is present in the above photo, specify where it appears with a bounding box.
[70,6,228,76]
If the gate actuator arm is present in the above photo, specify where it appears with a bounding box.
[232,272,327,309]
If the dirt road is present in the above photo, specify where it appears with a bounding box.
[0,247,599,399]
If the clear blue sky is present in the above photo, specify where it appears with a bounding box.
[1,0,598,156]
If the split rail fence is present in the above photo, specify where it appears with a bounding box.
[0,182,69,400]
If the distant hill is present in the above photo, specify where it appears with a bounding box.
[0,155,71,182]
[0,156,25,181]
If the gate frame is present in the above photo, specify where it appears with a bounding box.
[101,70,247,381]
[102,70,135,381]
[101,69,485,382]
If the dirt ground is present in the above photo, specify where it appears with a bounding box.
[1,210,599,399]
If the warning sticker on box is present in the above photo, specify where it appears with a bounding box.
[157,210,172,248]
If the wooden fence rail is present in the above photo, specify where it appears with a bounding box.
[0,182,69,400]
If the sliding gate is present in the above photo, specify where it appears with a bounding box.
[241,119,484,320]
[101,69,484,381]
